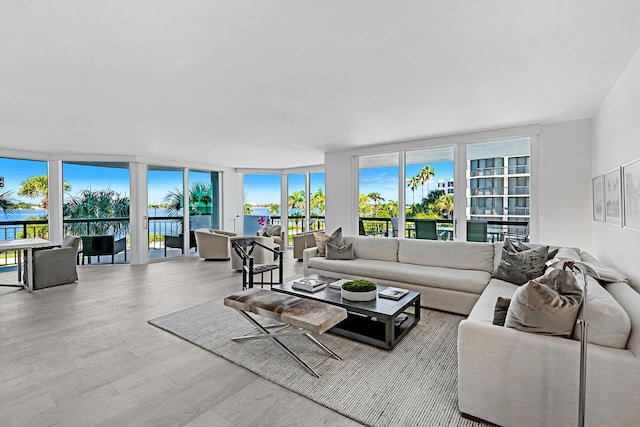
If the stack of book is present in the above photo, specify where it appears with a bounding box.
[292,278,326,292]
[378,287,409,300]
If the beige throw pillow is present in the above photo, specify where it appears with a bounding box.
[505,267,583,337]
[314,227,343,257]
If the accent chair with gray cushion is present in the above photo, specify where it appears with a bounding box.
[31,236,81,290]
[194,229,237,260]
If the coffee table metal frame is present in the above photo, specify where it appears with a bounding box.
[273,275,421,350]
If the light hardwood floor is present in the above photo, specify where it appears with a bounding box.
[0,251,363,426]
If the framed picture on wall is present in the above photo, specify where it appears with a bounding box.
[623,158,640,231]
[592,175,604,222]
[604,167,622,226]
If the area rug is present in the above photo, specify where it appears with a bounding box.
[148,300,490,427]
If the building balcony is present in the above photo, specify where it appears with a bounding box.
[470,188,504,196]
[505,207,530,215]
[507,186,530,195]
[507,165,530,174]
[469,167,505,177]
[469,207,505,215]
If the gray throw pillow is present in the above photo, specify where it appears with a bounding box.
[326,242,355,260]
[492,244,549,285]
[492,297,511,326]
[505,267,582,337]
[510,238,559,261]
[314,227,343,257]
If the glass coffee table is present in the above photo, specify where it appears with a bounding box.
[272,274,420,350]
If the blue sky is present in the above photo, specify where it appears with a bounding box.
[1,157,453,208]
[0,159,213,206]
[360,161,454,203]
[243,173,326,205]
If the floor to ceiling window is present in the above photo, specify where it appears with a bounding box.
[148,166,183,259]
[405,147,455,239]
[188,170,220,233]
[287,173,306,241]
[243,174,281,236]
[358,153,399,237]
[466,138,531,242]
[0,157,49,269]
[63,162,130,264]
[309,172,325,231]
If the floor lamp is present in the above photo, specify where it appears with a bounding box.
[547,259,600,427]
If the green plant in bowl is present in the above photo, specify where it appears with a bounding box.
[342,279,377,292]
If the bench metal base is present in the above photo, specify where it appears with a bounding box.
[231,309,342,378]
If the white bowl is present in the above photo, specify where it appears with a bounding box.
[341,288,377,302]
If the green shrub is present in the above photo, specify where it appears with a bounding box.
[342,279,376,292]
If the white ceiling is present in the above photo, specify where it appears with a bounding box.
[1,1,640,169]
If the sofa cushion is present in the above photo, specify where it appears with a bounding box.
[572,275,631,349]
[343,236,399,262]
[314,227,343,257]
[308,257,490,294]
[398,239,494,273]
[505,268,582,337]
[325,242,355,260]
[493,244,549,285]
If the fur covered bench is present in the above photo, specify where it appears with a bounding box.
[224,288,347,377]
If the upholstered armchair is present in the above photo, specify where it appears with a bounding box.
[293,231,318,261]
[194,229,237,260]
[261,224,286,251]
[31,236,81,290]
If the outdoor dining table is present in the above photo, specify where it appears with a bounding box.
[0,238,54,292]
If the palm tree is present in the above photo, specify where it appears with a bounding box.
[287,190,306,214]
[367,192,385,217]
[0,191,16,213]
[18,175,71,209]
[433,194,454,219]
[164,181,213,217]
[64,188,130,235]
[417,166,435,201]
[407,176,419,206]
[310,188,325,215]
[267,203,280,214]
[358,193,372,217]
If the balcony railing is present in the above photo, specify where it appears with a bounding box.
[470,165,530,177]
[469,207,505,215]
[507,186,530,195]
[507,165,530,174]
[506,207,530,215]
[470,167,504,177]
[470,188,504,196]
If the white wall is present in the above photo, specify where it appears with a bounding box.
[537,120,593,250]
[222,170,244,234]
[324,121,593,249]
[593,46,640,291]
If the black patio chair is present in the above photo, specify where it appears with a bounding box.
[232,240,283,290]
[80,235,127,264]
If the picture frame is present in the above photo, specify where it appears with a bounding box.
[592,175,604,222]
[604,167,622,226]
[623,158,640,231]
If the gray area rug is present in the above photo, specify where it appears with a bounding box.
[149,300,489,427]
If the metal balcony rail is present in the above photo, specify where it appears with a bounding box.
[505,207,530,215]
[469,207,505,215]
[507,186,530,195]
[469,167,505,177]
[470,188,505,196]
[507,165,530,174]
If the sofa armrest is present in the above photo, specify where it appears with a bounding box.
[458,318,640,426]
[302,247,319,275]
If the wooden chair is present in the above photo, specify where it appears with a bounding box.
[414,219,438,240]
[232,239,283,290]
[80,235,127,264]
[467,221,488,242]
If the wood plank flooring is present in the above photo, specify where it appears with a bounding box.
[0,252,363,426]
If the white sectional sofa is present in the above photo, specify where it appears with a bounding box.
[303,235,640,426]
